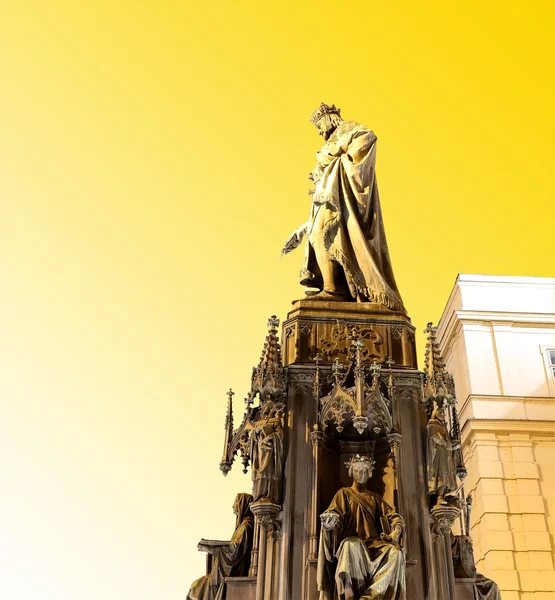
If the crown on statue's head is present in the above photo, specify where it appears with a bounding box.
[345,454,375,474]
[309,102,342,125]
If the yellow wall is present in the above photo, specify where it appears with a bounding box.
[464,428,555,599]
[1,2,554,599]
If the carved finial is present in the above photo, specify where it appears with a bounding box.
[386,357,396,398]
[225,389,234,427]
[267,315,280,332]
[354,339,365,351]
[220,388,235,476]
[369,359,382,376]
[347,326,359,344]
[332,358,345,383]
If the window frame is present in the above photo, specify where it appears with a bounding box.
[540,345,555,397]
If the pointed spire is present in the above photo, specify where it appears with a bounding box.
[220,388,235,476]
[423,322,450,403]
[250,315,285,401]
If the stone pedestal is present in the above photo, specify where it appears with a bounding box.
[277,301,436,600]
[282,299,417,368]
[226,577,256,600]
[208,300,476,600]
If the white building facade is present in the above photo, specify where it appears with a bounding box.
[437,274,555,600]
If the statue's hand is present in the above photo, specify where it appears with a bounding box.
[282,224,308,256]
[320,512,340,530]
[381,526,403,548]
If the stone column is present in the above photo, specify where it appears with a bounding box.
[386,432,402,511]
[308,428,323,560]
[248,518,261,578]
[250,501,281,600]
[430,504,462,599]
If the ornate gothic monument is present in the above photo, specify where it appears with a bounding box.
[185,104,501,600]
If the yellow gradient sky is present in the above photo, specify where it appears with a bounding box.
[1,2,553,599]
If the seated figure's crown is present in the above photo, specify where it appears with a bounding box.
[345,454,375,471]
[310,102,342,125]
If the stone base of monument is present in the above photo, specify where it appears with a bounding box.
[282,299,417,368]
[225,576,256,600]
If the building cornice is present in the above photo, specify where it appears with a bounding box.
[436,274,554,354]
[461,418,555,436]
[438,310,554,364]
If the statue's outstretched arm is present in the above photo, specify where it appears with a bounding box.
[281,222,308,256]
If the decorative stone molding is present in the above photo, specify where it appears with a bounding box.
[309,430,324,448]
[387,432,402,452]
[251,501,282,541]
[430,504,462,538]
[395,376,423,388]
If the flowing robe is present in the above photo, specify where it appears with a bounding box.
[317,487,405,600]
[426,417,457,497]
[301,120,405,312]
[451,535,501,600]
[250,417,284,503]
[187,494,254,600]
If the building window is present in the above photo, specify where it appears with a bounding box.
[540,346,555,396]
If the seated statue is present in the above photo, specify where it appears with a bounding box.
[451,535,501,600]
[317,455,406,600]
[186,493,254,600]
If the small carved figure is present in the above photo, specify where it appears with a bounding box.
[317,455,406,600]
[186,493,254,600]
[250,401,284,503]
[282,103,405,311]
[426,403,457,507]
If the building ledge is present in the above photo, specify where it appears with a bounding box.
[458,394,554,427]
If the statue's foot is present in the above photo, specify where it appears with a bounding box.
[307,289,346,301]
[304,288,321,297]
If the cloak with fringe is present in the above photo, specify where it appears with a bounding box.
[301,120,405,312]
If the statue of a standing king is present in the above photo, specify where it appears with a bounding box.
[282,103,405,312]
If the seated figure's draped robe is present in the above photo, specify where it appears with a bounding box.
[451,536,502,600]
[187,494,254,600]
[426,416,457,498]
[301,120,405,312]
[317,488,405,600]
